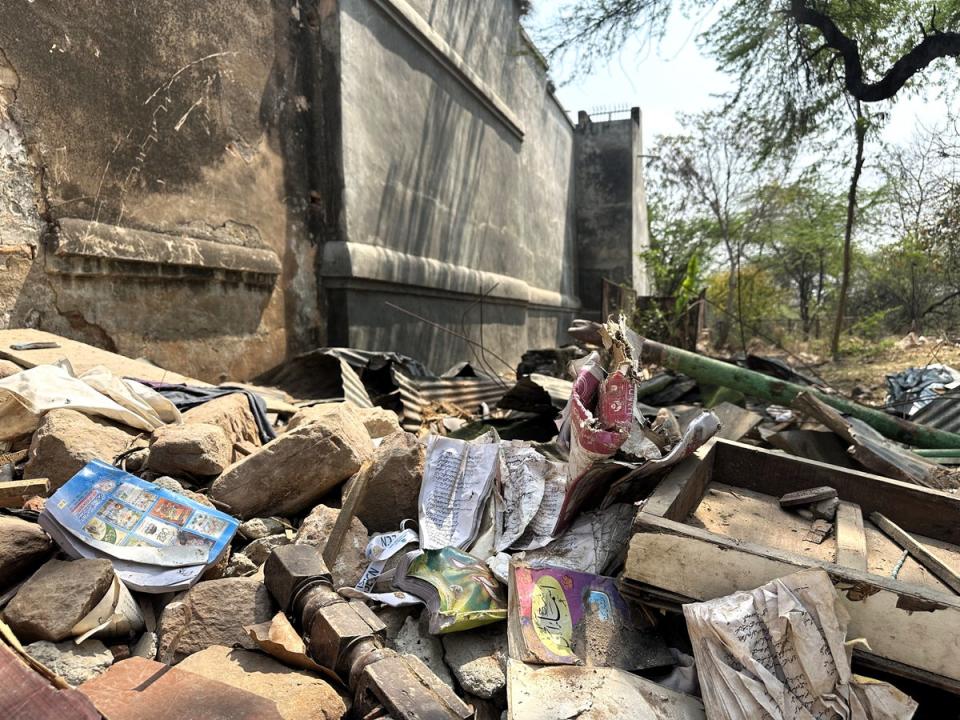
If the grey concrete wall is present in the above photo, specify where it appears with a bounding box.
[0,0,324,382]
[575,109,651,319]
[322,0,579,371]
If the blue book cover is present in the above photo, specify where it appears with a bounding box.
[44,460,238,568]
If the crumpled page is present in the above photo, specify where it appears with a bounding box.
[0,360,180,441]
[683,568,917,720]
[495,443,549,552]
[522,503,635,575]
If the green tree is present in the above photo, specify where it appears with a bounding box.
[537,0,960,355]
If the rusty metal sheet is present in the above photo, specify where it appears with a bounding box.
[392,367,508,430]
[0,642,100,720]
[79,656,285,720]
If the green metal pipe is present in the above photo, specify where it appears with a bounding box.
[637,337,960,450]
[914,448,960,458]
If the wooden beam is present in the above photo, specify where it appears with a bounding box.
[624,514,960,688]
[0,478,49,508]
[835,502,867,571]
[871,512,960,595]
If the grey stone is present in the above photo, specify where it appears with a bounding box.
[391,613,454,689]
[223,552,258,578]
[4,558,114,642]
[238,517,287,540]
[131,631,158,660]
[442,626,508,699]
[151,476,215,508]
[23,410,137,490]
[346,431,423,533]
[147,422,232,477]
[813,496,840,522]
[243,534,291,566]
[183,393,262,450]
[24,639,113,686]
[375,605,418,642]
[288,403,401,439]
[0,359,23,378]
[294,504,369,588]
[209,409,373,519]
[156,577,275,663]
[0,515,53,588]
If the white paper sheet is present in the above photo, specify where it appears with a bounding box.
[684,568,917,720]
[418,434,499,550]
[495,443,549,552]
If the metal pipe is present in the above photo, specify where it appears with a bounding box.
[636,336,960,450]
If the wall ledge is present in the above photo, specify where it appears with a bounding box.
[369,0,525,140]
[47,218,281,287]
[321,240,580,311]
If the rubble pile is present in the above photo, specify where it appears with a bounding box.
[1,323,958,718]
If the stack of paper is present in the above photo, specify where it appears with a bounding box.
[39,460,239,593]
[418,434,499,550]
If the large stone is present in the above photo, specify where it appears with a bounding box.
[288,403,401,439]
[238,517,287,540]
[24,410,137,489]
[346,431,423,532]
[178,646,347,720]
[0,515,53,587]
[24,639,113,686]
[147,423,232,477]
[0,359,23,379]
[131,631,158,660]
[391,613,454,688]
[183,393,262,449]
[243,534,291,566]
[4,558,114,642]
[209,409,372,519]
[156,577,275,663]
[294,504,369,588]
[442,626,508,699]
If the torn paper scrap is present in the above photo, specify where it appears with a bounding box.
[683,568,917,720]
[419,434,499,550]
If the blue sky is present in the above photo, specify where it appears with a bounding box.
[527,3,950,149]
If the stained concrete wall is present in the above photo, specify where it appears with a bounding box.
[575,109,650,319]
[0,0,323,382]
[0,0,646,379]
[321,0,579,371]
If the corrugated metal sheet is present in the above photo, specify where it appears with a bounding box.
[910,396,960,435]
[392,367,508,430]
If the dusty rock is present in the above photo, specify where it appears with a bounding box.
[288,403,401,439]
[131,632,158,660]
[0,515,53,587]
[156,577,275,663]
[0,359,23,378]
[4,558,114,642]
[183,393,262,449]
[346,431,423,532]
[375,605,418,642]
[24,639,113,686]
[294,504,369,588]
[151,476,215,508]
[210,409,372,519]
[442,626,508,699]
[243,534,291,566]
[239,517,287,540]
[223,552,258,578]
[177,646,347,720]
[24,410,137,489]
[391,613,454,688]
[147,423,232,477]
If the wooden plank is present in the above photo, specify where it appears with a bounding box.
[0,329,205,385]
[0,478,49,507]
[641,443,714,521]
[709,439,960,545]
[711,402,763,442]
[871,512,960,595]
[835,501,867,571]
[625,513,960,688]
[688,483,836,563]
[322,463,371,570]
